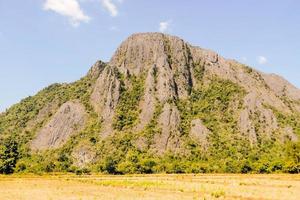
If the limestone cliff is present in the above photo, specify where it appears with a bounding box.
[1,33,299,170]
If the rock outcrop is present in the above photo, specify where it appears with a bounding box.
[190,119,210,148]
[90,66,121,137]
[31,101,87,150]
[153,103,181,154]
[6,32,298,166]
[87,33,299,153]
[72,143,96,168]
[263,73,300,101]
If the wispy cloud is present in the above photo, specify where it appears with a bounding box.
[159,20,171,33]
[101,0,118,17]
[44,0,90,27]
[257,56,268,65]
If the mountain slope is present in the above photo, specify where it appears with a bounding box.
[1,33,300,174]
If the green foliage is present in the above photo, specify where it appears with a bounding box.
[286,142,300,163]
[272,107,300,136]
[75,168,91,175]
[139,158,157,174]
[116,151,157,174]
[284,141,300,173]
[0,84,62,133]
[113,75,145,131]
[140,103,163,147]
[0,136,19,174]
[0,73,99,174]
[193,60,205,81]
[1,68,300,174]
[90,78,300,175]
[176,78,248,165]
[177,78,245,135]
[0,75,96,160]
[92,131,158,174]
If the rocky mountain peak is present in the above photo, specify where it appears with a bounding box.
[90,33,300,147]
[1,33,299,172]
[87,60,107,79]
[109,32,193,76]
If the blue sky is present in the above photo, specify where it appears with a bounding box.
[0,0,299,112]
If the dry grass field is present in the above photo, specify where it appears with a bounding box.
[0,174,299,200]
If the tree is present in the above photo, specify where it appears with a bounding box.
[0,136,19,174]
[103,156,118,174]
[285,141,300,174]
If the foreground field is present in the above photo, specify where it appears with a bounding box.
[0,174,299,200]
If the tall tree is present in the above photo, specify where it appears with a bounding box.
[0,136,19,174]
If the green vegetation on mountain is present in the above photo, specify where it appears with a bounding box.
[113,75,145,131]
[0,136,19,174]
[0,33,300,175]
[1,75,299,174]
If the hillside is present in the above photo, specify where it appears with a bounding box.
[0,33,300,174]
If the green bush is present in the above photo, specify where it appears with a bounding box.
[102,156,118,174]
[75,168,91,175]
[113,75,144,131]
[0,136,19,174]
[284,161,300,174]
[139,158,157,174]
[240,161,253,174]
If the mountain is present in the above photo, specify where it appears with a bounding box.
[1,33,300,174]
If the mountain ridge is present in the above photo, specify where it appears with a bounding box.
[0,32,300,174]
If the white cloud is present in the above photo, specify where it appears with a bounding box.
[44,0,90,27]
[101,0,118,17]
[257,56,268,65]
[159,20,171,33]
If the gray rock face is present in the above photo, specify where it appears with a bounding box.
[110,33,171,75]
[110,33,193,101]
[153,103,181,154]
[282,127,298,142]
[90,65,121,137]
[136,66,157,131]
[92,32,299,148]
[263,73,300,101]
[26,99,60,129]
[239,92,279,143]
[109,33,194,134]
[31,101,87,150]
[190,119,210,148]
[28,32,300,154]
[87,60,107,80]
[72,143,96,168]
[239,108,257,144]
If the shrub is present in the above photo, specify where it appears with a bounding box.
[284,161,300,174]
[0,136,19,174]
[103,156,118,174]
[117,161,138,174]
[113,75,144,131]
[15,161,27,172]
[240,161,252,174]
[75,168,91,175]
[139,158,157,174]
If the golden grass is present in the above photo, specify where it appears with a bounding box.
[0,174,299,200]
